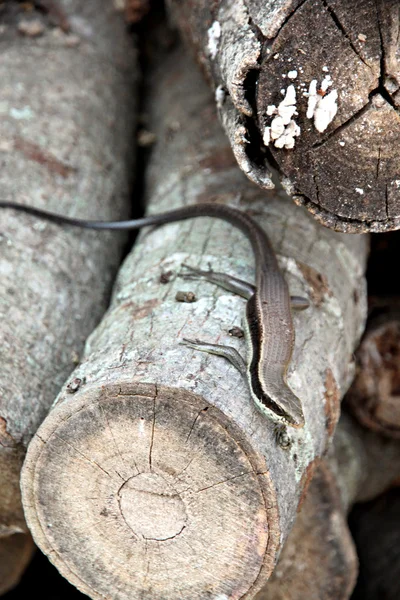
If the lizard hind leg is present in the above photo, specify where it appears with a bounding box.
[180,264,309,309]
[180,338,247,377]
[180,264,254,299]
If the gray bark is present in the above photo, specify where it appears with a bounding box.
[0,0,137,591]
[21,46,368,599]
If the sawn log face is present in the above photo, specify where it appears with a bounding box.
[168,0,400,232]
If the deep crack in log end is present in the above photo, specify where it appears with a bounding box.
[250,0,400,232]
[21,381,280,599]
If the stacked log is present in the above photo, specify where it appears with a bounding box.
[1,3,398,598]
[0,0,137,592]
[256,413,400,600]
[21,44,368,599]
[346,303,400,438]
[167,0,400,232]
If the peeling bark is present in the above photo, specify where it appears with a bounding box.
[0,0,137,591]
[168,0,400,232]
[21,45,368,599]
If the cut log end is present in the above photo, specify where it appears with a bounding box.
[21,382,279,600]
[256,0,400,232]
[167,0,400,230]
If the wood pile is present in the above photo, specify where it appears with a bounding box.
[1,1,399,598]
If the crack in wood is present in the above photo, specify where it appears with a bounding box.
[294,192,391,229]
[313,173,321,206]
[145,524,187,543]
[312,100,372,149]
[385,182,389,219]
[141,540,150,599]
[375,0,397,109]
[148,389,157,471]
[99,401,137,478]
[269,0,309,40]
[175,456,196,480]
[180,470,253,495]
[185,407,209,443]
[52,433,115,479]
[397,3,400,47]
[376,146,381,179]
[321,0,372,70]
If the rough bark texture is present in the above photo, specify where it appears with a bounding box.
[255,412,400,600]
[345,304,400,438]
[0,0,137,591]
[168,0,400,233]
[21,46,368,600]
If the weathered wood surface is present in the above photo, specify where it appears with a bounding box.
[21,44,368,599]
[256,412,400,600]
[346,303,400,438]
[168,0,400,233]
[0,0,137,591]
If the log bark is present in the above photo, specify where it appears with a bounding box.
[255,412,400,600]
[167,0,400,233]
[0,0,137,591]
[345,303,400,438]
[21,45,368,599]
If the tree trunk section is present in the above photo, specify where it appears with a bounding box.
[21,45,368,600]
[0,0,137,590]
[168,0,400,233]
[255,412,400,600]
[346,303,400,437]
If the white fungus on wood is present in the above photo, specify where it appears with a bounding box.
[321,75,332,92]
[215,85,226,108]
[273,120,300,149]
[307,77,338,133]
[207,21,221,60]
[270,116,285,139]
[267,71,338,139]
[313,90,338,132]
[306,80,318,119]
[263,84,300,150]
